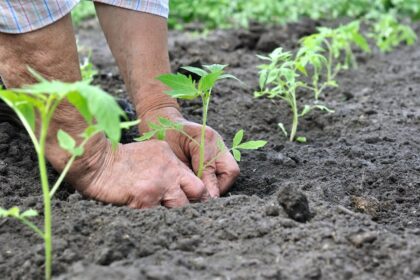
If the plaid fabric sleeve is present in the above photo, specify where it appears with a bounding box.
[94,0,169,19]
[0,0,169,34]
[0,0,80,33]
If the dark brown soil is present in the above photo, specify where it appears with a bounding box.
[1,19,420,280]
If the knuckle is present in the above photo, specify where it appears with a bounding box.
[229,165,240,178]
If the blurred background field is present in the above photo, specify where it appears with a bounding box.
[71,0,420,29]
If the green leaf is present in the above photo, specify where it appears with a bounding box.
[325,80,339,87]
[203,64,227,73]
[256,54,272,61]
[314,105,334,113]
[199,70,222,92]
[237,140,267,150]
[156,129,166,140]
[16,102,35,131]
[296,136,307,143]
[158,117,175,127]
[352,33,371,53]
[7,206,20,217]
[135,131,156,142]
[57,129,76,153]
[232,148,241,161]
[120,119,140,129]
[232,129,244,147]
[300,105,312,117]
[278,123,288,137]
[218,74,242,84]
[75,82,125,147]
[181,66,208,77]
[73,147,84,157]
[157,73,198,100]
[21,209,38,218]
[67,91,93,124]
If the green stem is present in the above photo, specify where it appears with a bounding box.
[19,218,45,238]
[203,146,230,170]
[38,116,52,280]
[49,156,76,199]
[49,134,92,198]
[197,93,209,178]
[289,92,299,142]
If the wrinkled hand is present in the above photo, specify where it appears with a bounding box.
[48,136,209,208]
[141,107,240,197]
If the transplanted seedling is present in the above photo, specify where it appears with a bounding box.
[297,21,371,100]
[256,21,371,142]
[367,13,417,52]
[0,70,135,280]
[136,64,267,178]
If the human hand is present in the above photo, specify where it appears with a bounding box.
[48,135,209,208]
[140,107,240,198]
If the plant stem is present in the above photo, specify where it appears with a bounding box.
[197,93,209,178]
[49,134,92,198]
[19,218,45,238]
[289,92,299,142]
[38,113,52,280]
[49,156,76,198]
[324,39,333,82]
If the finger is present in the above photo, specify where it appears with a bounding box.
[180,171,210,202]
[162,186,190,208]
[216,152,240,195]
[201,167,220,198]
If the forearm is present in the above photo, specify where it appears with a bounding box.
[0,14,107,173]
[95,4,179,118]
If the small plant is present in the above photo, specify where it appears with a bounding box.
[136,65,267,178]
[368,13,417,52]
[256,21,371,142]
[0,71,135,280]
[80,52,98,82]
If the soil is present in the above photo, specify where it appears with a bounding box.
[1,18,420,280]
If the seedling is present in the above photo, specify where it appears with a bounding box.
[256,21,371,142]
[368,13,417,52]
[297,21,371,100]
[0,70,134,280]
[136,65,267,178]
[80,52,98,82]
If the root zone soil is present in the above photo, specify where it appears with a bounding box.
[1,19,420,280]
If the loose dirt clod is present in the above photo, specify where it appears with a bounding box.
[348,231,378,247]
[277,186,312,222]
[351,195,381,219]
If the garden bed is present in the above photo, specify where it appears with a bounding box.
[0,19,419,279]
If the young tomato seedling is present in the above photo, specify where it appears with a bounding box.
[0,70,135,280]
[136,64,267,178]
[256,21,371,142]
[297,21,371,100]
[367,13,417,52]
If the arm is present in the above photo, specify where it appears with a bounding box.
[95,3,240,197]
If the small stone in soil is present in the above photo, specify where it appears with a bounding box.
[351,196,380,219]
[277,186,312,223]
[348,231,378,248]
[265,204,280,216]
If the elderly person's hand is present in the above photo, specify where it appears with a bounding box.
[140,107,240,198]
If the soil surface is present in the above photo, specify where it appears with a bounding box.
[1,18,420,280]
